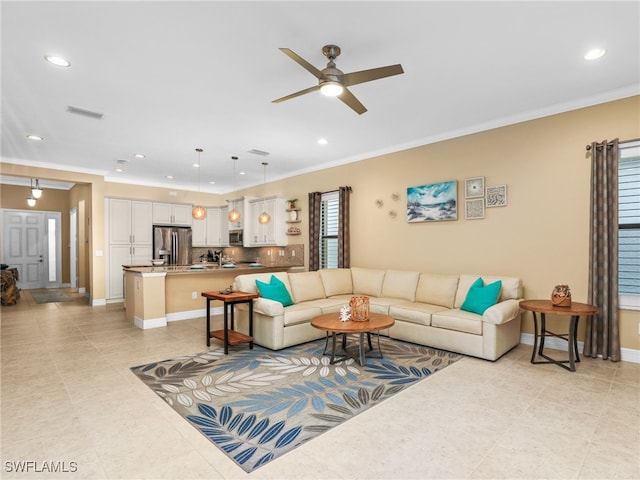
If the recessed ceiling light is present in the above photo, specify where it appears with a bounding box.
[239,171,246,175]
[166,175,174,180]
[26,134,44,141]
[584,48,606,60]
[318,138,328,145]
[209,181,215,185]
[133,153,145,159]
[115,167,124,173]
[44,55,71,67]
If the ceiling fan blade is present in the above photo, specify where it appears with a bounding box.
[338,87,367,115]
[272,85,321,104]
[279,48,324,79]
[343,64,404,87]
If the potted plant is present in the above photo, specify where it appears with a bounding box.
[288,199,298,210]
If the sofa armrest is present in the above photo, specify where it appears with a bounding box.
[252,297,285,316]
[482,299,522,325]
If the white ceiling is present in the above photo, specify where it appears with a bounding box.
[2,1,638,195]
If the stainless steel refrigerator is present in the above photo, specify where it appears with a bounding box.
[153,226,192,265]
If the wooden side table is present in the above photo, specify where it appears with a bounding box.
[520,299,598,371]
[202,291,259,354]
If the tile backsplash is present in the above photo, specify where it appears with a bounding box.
[192,244,304,267]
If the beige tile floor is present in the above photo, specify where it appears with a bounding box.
[1,289,638,479]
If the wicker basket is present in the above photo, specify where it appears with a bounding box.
[349,296,370,321]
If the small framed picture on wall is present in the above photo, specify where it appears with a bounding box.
[486,184,508,207]
[465,177,485,198]
[465,198,485,219]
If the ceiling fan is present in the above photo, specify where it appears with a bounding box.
[272,44,404,115]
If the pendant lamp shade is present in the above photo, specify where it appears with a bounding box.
[192,148,206,220]
[31,179,43,199]
[228,156,241,222]
[258,162,271,224]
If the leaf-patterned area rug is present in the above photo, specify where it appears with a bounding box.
[130,336,461,473]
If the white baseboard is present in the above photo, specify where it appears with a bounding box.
[91,298,106,306]
[520,333,639,364]
[78,287,86,294]
[166,306,224,322]
[134,316,167,329]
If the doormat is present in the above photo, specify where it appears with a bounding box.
[130,336,461,472]
[30,291,73,304]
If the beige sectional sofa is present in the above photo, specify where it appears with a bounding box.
[232,267,524,361]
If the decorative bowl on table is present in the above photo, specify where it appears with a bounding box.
[151,259,165,266]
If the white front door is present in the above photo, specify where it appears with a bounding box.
[1,209,62,289]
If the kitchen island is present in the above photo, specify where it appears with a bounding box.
[124,264,301,329]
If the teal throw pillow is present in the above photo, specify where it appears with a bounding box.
[460,277,502,315]
[255,275,293,307]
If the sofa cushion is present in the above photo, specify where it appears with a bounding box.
[460,277,502,315]
[389,302,447,326]
[319,268,353,297]
[381,270,420,301]
[283,304,323,327]
[351,267,386,297]
[370,297,409,315]
[234,272,291,296]
[454,274,522,307]
[288,271,327,303]
[432,309,483,335]
[255,275,294,307]
[415,273,459,308]
[303,298,349,314]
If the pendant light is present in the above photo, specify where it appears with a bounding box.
[228,156,241,222]
[31,178,43,199]
[26,195,36,207]
[258,162,271,224]
[191,148,206,220]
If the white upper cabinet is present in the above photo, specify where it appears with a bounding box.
[192,206,229,247]
[246,196,287,246]
[108,198,152,245]
[152,202,193,226]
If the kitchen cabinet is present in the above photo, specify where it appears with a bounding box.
[152,202,192,226]
[192,206,229,247]
[105,198,153,299]
[246,196,287,246]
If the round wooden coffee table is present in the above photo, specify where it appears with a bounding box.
[311,312,395,366]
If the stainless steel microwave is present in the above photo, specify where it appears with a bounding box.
[229,229,243,246]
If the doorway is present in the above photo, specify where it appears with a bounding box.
[1,209,62,289]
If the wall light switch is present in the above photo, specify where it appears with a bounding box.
[192,291,198,300]
[95,250,103,257]
[291,250,296,257]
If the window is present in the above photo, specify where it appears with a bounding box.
[619,140,640,310]
[319,191,339,269]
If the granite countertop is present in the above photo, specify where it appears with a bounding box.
[123,263,296,275]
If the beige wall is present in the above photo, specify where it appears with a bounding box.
[1,96,638,350]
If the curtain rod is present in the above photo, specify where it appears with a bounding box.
[585,137,640,151]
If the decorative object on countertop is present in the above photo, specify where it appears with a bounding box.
[151,259,165,266]
[339,305,351,322]
[551,284,572,307]
[349,295,370,322]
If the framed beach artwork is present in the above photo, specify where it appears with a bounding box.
[407,180,457,222]
[486,184,508,207]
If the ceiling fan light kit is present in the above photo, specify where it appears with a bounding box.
[273,44,404,114]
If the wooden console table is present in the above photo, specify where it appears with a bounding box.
[520,299,598,371]
[202,290,259,354]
